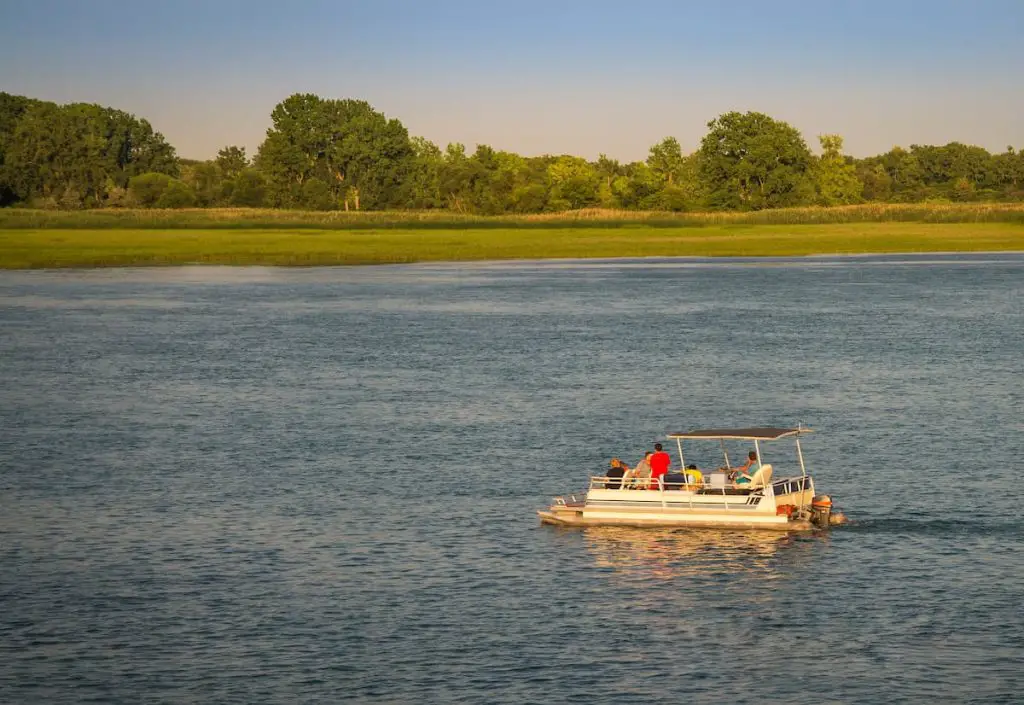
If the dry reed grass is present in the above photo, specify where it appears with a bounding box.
[2,202,1024,230]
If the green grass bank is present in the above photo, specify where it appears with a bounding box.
[2,222,1022,269]
[3,202,1024,230]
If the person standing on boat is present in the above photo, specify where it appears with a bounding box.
[649,443,671,489]
[730,451,759,484]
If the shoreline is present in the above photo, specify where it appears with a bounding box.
[2,222,1023,270]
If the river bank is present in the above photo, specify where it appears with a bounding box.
[2,222,1023,268]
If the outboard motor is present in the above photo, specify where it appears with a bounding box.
[811,495,832,528]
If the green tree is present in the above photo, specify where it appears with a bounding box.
[813,135,863,205]
[460,146,537,214]
[546,155,599,210]
[0,92,41,205]
[878,147,927,201]
[256,93,414,209]
[216,146,248,179]
[992,146,1024,198]
[856,161,894,201]
[2,97,177,207]
[404,136,444,208]
[697,111,815,210]
[647,137,685,186]
[437,143,474,212]
[181,160,221,206]
[594,154,624,207]
[614,162,662,209]
[912,142,995,195]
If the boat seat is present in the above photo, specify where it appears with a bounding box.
[746,464,773,489]
[728,464,773,490]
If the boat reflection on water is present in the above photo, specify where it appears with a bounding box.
[584,526,822,585]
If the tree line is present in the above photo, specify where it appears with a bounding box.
[2,91,1022,212]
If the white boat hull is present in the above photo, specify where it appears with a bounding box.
[538,505,812,531]
[539,480,818,531]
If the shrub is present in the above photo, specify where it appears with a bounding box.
[301,177,334,211]
[229,170,268,207]
[129,173,174,207]
[657,185,691,212]
[155,179,197,208]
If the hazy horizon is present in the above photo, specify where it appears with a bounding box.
[2,0,1022,162]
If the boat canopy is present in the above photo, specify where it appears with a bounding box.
[666,427,812,441]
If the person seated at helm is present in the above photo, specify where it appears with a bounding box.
[604,458,626,489]
[730,451,759,485]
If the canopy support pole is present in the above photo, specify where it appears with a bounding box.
[796,435,809,516]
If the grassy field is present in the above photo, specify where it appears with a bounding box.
[2,202,1024,230]
[2,222,1022,268]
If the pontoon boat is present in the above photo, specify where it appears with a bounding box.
[538,426,843,530]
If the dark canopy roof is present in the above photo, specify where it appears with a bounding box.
[666,427,812,441]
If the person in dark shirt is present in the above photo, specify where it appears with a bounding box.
[604,458,626,489]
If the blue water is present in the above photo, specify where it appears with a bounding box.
[1,255,1022,704]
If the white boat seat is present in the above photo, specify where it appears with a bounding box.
[745,464,773,489]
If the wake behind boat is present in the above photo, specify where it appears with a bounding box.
[538,426,845,531]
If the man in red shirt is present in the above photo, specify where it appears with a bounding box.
[649,442,671,488]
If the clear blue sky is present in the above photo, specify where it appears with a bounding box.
[1,0,1021,161]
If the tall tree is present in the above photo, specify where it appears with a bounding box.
[256,93,414,209]
[216,146,248,179]
[911,142,995,193]
[856,161,894,201]
[697,111,815,210]
[546,155,599,211]
[992,146,1024,197]
[0,92,42,205]
[436,142,473,212]
[2,97,176,207]
[814,135,863,205]
[594,154,623,207]
[403,136,444,208]
[646,137,685,186]
[877,147,927,201]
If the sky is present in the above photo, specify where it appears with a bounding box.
[1,0,1022,161]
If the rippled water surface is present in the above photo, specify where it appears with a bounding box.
[1,255,1022,704]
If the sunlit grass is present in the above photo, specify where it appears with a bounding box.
[1,223,1022,268]
[2,202,1024,230]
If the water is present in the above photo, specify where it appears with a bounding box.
[1,255,1022,704]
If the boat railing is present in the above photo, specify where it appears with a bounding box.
[588,476,715,492]
[553,492,588,507]
[770,476,814,496]
[589,474,812,494]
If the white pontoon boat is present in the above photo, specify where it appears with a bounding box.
[538,426,842,531]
